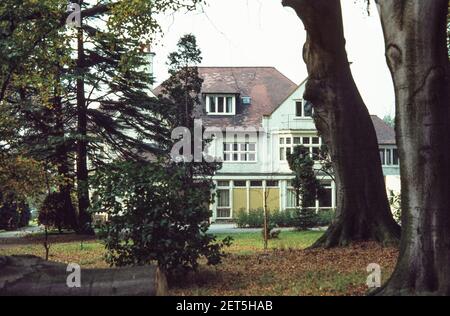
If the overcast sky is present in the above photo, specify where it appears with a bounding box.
[152,0,395,118]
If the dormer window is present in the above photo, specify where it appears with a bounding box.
[206,94,236,115]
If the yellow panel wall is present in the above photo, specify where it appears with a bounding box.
[249,188,263,210]
[233,188,247,213]
[266,188,280,211]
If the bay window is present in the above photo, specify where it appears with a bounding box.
[224,142,257,162]
[279,135,322,161]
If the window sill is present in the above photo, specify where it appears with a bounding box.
[292,117,313,120]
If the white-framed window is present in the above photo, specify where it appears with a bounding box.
[295,100,313,118]
[379,147,399,166]
[286,181,333,209]
[206,94,236,115]
[216,181,231,218]
[279,135,321,161]
[223,142,257,162]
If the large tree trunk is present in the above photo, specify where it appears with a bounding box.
[375,0,450,295]
[282,0,400,247]
[76,2,93,235]
[0,255,167,296]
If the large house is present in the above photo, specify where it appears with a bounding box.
[155,67,400,221]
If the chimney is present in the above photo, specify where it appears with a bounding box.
[141,44,156,89]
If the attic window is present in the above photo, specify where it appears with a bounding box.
[206,95,235,115]
[295,100,313,117]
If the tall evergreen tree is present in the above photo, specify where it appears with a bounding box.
[1,0,204,233]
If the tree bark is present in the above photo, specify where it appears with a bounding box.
[282,0,400,247]
[76,1,93,235]
[0,255,167,296]
[375,0,450,295]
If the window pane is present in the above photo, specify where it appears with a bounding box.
[304,101,313,117]
[217,208,231,218]
[286,147,292,156]
[393,148,399,165]
[318,188,332,208]
[312,137,320,144]
[379,149,385,165]
[217,181,229,187]
[209,96,216,112]
[312,147,320,160]
[293,137,301,144]
[286,137,291,144]
[248,143,256,151]
[250,180,263,187]
[223,143,231,151]
[248,153,256,161]
[303,137,310,144]
[234,180,246,187]
[217,97,224,113]
[280,147,285,161]
[217,189,230,207]
[266,180,279,187]
[241,153,247,161]
[240,143,247,151]
[386,149,392,165]
[296,101,302,117]
[226,97,233,113]
[280,137,284,145]
[233,153,239,161]
[286,189,297,208]
[303,196,316,208]
[233,143,238,151]
[224,153,230,161]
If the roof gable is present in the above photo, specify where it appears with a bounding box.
[153,67,297,128]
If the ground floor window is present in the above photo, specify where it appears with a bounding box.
[318,186,332,208]
[286,188,297,208]
[286,181,333,209]
[216,181,231,218]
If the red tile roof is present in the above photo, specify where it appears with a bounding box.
[154,68,396,145]
[370,115,396,145]
[153,67,297,128]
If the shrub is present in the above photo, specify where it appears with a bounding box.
[18,202,31,228]
[236,208,300,228]
[316,209,335,227]
[91,161,232,278]
[271,209,298,227]
[0,193,31,230]
[389,191,401,224]
[38,192,76,233]
[295,208,319,230]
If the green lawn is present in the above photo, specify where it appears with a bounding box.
[0,230,398,296]
[215,230,323,255]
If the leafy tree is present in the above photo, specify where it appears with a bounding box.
[91,34,229,278]
[287,145,322,230]
[1,1,204,234]
[383,114,395,128]
[0,192,31,230]
[282,0,400,247]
